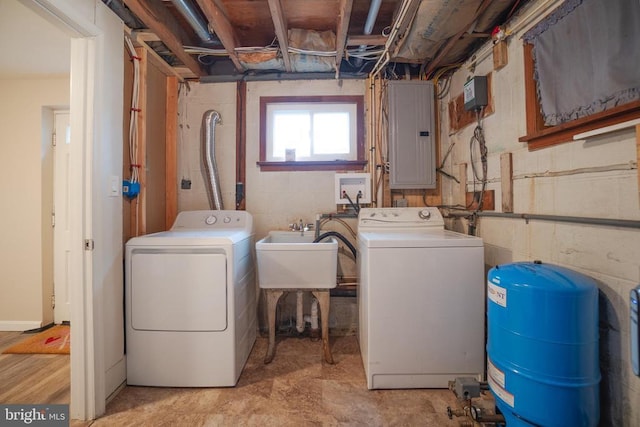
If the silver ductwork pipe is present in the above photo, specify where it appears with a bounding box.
[170,0,220,44]
[202,110,224,210]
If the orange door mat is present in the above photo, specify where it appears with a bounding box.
[3,325,70,355]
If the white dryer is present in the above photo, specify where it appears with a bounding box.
[357,207,485,389]
[125,210,256,387]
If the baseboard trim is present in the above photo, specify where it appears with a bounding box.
[0,320,43,332]
[105,357,126,400]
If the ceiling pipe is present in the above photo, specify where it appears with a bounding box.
[364,0,383,35]
[355,0,383,66]
[170,0,221,45]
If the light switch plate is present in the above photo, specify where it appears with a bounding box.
[109,175,120,197]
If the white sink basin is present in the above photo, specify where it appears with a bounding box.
[256,231,338,289]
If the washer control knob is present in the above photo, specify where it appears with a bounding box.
[223,216,231,224]
[205,215,217,225]
[419,209,431,220]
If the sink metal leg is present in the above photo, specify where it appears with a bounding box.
[312,290,334,364]
[264,290,284,364]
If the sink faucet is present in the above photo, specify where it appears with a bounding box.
[289,219,313,235]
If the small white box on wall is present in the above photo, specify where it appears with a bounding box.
[335,173,371,204]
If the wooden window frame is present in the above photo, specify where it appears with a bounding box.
[519,43,640,150]
[257,95,367,172]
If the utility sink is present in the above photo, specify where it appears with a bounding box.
[256,231,338,289]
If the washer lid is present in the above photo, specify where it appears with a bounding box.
[358,207,444,232]
[359,229,483,248]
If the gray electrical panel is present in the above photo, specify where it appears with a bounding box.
[388,80,436,189]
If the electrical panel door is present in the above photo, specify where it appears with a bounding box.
[388,81,436,189]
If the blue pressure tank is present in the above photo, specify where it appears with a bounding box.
[486,261,600,427]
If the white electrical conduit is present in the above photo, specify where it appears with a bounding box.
[125,36,140,186]
[202,110,224,210]
[125,35,141,234]
[370,0,417,77]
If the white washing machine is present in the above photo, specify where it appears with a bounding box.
[125,210,256,387]
[357,207,485,389]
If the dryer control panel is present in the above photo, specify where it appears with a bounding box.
[171,210,253,231]
[358,207,444,232]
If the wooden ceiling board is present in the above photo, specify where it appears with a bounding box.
[221,0,275,47]
[281,0,340,31]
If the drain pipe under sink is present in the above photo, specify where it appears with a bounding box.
[296,293,319,334]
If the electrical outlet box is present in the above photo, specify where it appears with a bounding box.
[123,180,140,198]
[335,173,371,204]
[463,75,488,111]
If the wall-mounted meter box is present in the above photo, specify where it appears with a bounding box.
[335,173,371,204]
[463,76,488,111]
[631,285,640,376]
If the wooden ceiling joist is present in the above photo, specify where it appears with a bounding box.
[267,0,292,72]
[195,0,245,72]
[346,34,387,47]
[334,0,354,77]
[123,0,206,77]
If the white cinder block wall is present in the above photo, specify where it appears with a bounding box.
[177,79,364,242]
[177,82,238,212]
[439,1,640,424]
[244,79,364,242]
[177,79,364,331]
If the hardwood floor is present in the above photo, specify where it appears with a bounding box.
[0,331,70,405]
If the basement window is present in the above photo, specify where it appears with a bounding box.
[519,0,640,150]
[258,96,366,171]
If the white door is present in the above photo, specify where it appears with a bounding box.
[54,111,71,323]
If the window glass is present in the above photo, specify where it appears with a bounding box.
[259,95,366,171]
[313,112,350,155]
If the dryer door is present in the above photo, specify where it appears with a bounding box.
[130,250,227,331]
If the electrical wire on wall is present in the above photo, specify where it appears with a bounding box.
[370,75,389,207]
[467,108,488,235]
[125,36,141,234]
